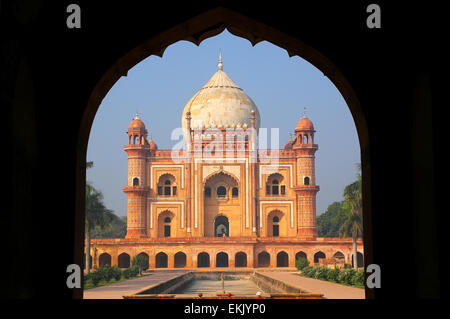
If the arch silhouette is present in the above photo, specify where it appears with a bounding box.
[276,251,289,267]
[118,253,130,268]
[76,5,371,297]
[197,252,210,268]
[155,252,168,268]
[257,251,270,267]
[174,252,187,268]
[99,253,111,268]
[235,252,247,267]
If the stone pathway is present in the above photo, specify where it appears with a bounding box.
[83,270,187,299]
[259,271,365,299]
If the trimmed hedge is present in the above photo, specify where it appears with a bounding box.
[84,265,138,287]
[300,266,365,288]
[295,257,310,270]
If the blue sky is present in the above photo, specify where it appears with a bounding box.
[87,30,360,217]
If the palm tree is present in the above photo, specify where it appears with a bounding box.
[339,163,363,269]
[85,161,114,273]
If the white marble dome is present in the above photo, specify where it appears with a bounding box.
[181,55,261,132]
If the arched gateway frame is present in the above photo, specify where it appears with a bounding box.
[77,6,371,298]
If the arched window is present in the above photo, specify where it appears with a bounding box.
[204,186,211,198]
[164,217,171,237]
[272,216,280,237]
[164,180,171,195]
[304,176,310,185]
[217,186,227,197]
[133,177,139,186]
[272,179,279,195]
[304,134,308,144]
[232,187,238,197]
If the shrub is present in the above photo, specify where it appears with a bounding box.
[295,257,310,270]
[300,266,314,277]
[352,270,365,287]
[84,272,92,283]
[327,268,340,282]
[337,268,356,285]
[90,270,103,286]
[129,265,140,277]
[123,268,131,279]
[102,265,115,282]
[111,266,122,281]
[314,266,329,280]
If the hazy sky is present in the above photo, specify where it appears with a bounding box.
[87,30,360,217]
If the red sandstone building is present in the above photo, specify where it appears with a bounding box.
[88,56,363,270]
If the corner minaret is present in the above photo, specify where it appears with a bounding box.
[124,113,150,238]
[293,112,320,239]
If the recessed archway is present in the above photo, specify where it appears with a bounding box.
[257,251,270,267]
[216,252,229,267]
[197,252,210,268]
[174,252,187,268]
[155,252,168,268]
[214,215,229,237]
[98,253,111,268]
[118,253,130,268]
[276,251,289,267]
[314,251,326,264]
[235,252,247,267]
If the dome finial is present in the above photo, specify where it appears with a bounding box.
[134,112,140,120]
[218,51,223,70]
[303,107,307,117]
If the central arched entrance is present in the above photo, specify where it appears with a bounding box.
[203,171,239,237]
[214,215,229,237]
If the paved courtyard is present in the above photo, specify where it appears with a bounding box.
[83,270,187,299]
[259,271,365,299]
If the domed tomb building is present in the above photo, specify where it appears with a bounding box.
[89,55,364,270]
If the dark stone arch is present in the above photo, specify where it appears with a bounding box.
[235,252,247,267]
[118,253,130,268]
[352,252,364,268]
[197,252,210,268]
[155,252,168,268]
[99,253,111,268]
[174,252,187,268]
[314,251,326,264]
[216,252,229,267]
[276,251,289,267]
[333,251,345,263]
[295,251,307,261]
[257,251,270,267]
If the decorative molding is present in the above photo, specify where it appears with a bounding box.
[259,164,293,188]
[259,200,294,229]
[150,201,185,229]
[151,164,185,189]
